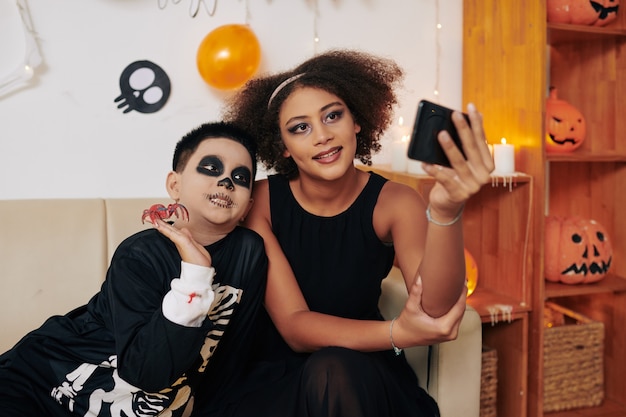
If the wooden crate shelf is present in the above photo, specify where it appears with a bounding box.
[463,2,626,416]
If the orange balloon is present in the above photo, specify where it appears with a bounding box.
[196,24,261,90]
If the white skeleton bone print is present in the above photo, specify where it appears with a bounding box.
[49,284,241,417]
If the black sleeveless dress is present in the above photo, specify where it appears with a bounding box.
[221,172,439,417]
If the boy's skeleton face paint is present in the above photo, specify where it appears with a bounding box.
[196,155,252,190]
[217,177,234,190]
[180,139,254,223]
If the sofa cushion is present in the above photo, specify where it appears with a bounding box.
[104,198,162,262]
[0,199,108,352]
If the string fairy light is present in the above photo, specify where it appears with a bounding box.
[433,0,441,101]
[0,0,42,98]
[157,0,218,18]
[312,0,320,54]
[245,0,251,24]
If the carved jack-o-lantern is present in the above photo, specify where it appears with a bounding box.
[547,0,620,25]
[545,87,586,154]
[545,215,613,284]
[593,0,620,26]
[465,248,479,296]
[547,0,602,24]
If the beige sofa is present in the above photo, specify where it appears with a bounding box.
[0,198,482,417]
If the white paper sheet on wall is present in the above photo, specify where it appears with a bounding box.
[0,0,42,98]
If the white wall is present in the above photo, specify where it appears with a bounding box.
[0,0,462,199]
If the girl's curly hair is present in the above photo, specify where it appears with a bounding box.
[222,49,404,179]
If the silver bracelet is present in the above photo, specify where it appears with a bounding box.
[390,317,402,356]
[425,204,463,226]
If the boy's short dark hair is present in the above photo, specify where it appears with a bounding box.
[173,121,258,180]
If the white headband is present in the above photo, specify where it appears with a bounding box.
[267,73,305,109]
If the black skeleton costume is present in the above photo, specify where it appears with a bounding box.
[0,226,267,417]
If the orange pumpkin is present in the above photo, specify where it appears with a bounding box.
[593,0,620,26]
[545,87,586,154]
[547,0,601,24]
[465,248,479,296]
[545,216,613,284]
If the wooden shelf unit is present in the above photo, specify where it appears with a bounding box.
[546,274,626,299]
[463,2,626,417]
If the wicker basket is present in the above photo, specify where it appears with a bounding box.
[543,302,604,412]
[480,345,498,417]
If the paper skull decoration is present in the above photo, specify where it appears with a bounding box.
[545,87,586,154]
[114,60,171,114]
[545,215,613,284]
[547,0,619,26]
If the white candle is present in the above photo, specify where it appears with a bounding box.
[390,116,410,172]
[407,159,426,175]
[493,138,515,174]
[391,138,409,172]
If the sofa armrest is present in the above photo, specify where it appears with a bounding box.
[379,267,482,417]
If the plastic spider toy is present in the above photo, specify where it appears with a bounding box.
[141,203,189,224]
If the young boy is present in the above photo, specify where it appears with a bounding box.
[0,122,268,417]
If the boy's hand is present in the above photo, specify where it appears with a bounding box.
[152,219,212,267]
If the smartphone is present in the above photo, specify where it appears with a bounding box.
[407,100,469,167]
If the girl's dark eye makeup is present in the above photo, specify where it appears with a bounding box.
[288,123,308,134]
[326,110,343,121]
[285,104,346,134]
[197,155,224,177]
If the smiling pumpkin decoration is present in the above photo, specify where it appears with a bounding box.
[547,0,601,24]
[545,87,586,154]
[545,215,613,284]
[465,248,479,297]
[547,0,619,25]
[593,0,620,26]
